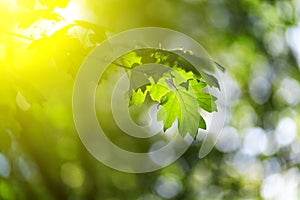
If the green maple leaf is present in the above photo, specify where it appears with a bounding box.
[146,81,169,102]
[129,88,147,106]
[157,88,201,138]
[189,79,217,112]
[199,115,206,130]
[170,66,194,86]
[127,64,171,97]
[157,91,181,130]
[171,50,225,73]
[200,71,220,89]
[121,52,142,68]
[113,48,222,138]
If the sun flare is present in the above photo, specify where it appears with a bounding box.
[16,0,89,39]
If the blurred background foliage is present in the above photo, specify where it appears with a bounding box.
[0,0,300,199]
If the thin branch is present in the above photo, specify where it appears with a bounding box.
[0,29,34,41]
[111,61,132,69]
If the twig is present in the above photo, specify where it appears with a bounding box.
[0,29,34,41]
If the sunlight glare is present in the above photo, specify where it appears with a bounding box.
[54,0,83,23]
[18,0,91,39]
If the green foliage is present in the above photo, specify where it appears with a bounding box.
[130,88,146,106]
[146,80,169,101]
[158,88,201,138]
[116,48,219,137]
[189,79,217,112]
[121,52,143,68]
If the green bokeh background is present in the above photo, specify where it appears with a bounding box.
[0,0,300,199]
